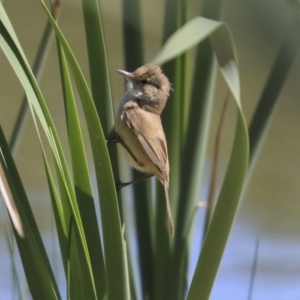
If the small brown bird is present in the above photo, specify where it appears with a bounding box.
[115,64,174,236]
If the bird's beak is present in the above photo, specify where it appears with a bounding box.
[116,69,133,81]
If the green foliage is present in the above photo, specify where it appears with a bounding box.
[5,0,298,299]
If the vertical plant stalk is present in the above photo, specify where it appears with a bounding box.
[187,115,249,300]
[9,6,59,155]
[56,40,106,298]
[0,124,61,299]
[81,0,132,297]
[122,0,155,298]
[179,0,191,141]
[202,91,229,237]
[81,0,114,135]
[122,0,143,69]
[169,1,222,299]
[247,239,260,300]
[38,1,131,298]
[81,0,124,214]
[81,0,124,218]
[160,0,182,215]
[153,0,183,299]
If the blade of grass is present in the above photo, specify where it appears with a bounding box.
[170,58,217,300]
[203,91,230,236]
[31,103,98,299]
[189,26,248,300]
[43,152,68,275]
[56,36,106,298]
[0,125,61,300]
[68,221,84,300]
[122,0,156,298]
[152,1,183,299]
[0,3,85,254]
[152,16,248,300]
[247,239,260,300]
[122,0,144,70]
[152,18,229,66]
[159,0,182,220]
[9,6,58,155]
[153,17,235,237]
[81,0,113,134]
[183,0,222,244]
[69,220,98,300]
[1,6,99,297]
[80,0,124,237]
[157,3,223,297]
[39,2,131,298]
[165,3,193,297]
[187,111,248,300]
[1,1,122,296]
[81,0,123,221]
[179,0,191,141]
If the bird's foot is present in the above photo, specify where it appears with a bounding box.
[116,174,154,191]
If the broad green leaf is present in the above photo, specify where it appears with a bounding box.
[31,103,98,299]
[69,221,97,300]
[9,20,54,155]
[0,3,80,246]
[81,0,114,134]
[187,112,248,300]
[163,2,192,298]
[154,2,194,299]
[80,1,123,240]
[38,2,130,299]
[168,5,220,297]
[0,126,61,300]
[152,18,233,65]
[122,0,144,70]
[79,9,126,296]
[0,4,97,296]
[179,0,192,140]
[56,39,106,298]
[151,16,249,299]
[152,1,182,299]
[170,46,217,300]
[121,0,156,298]
[43,152,68,275]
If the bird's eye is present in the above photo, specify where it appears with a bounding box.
[141,79,148,84]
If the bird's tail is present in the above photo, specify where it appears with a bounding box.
[164,183,174,236]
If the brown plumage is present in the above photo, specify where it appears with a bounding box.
[115,64,174,236]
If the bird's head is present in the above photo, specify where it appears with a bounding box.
[117,64,171,115]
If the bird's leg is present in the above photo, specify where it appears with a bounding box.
[117,174,154,191]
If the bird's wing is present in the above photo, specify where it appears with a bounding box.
[123,107,169,180]
[124,107,173,236]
